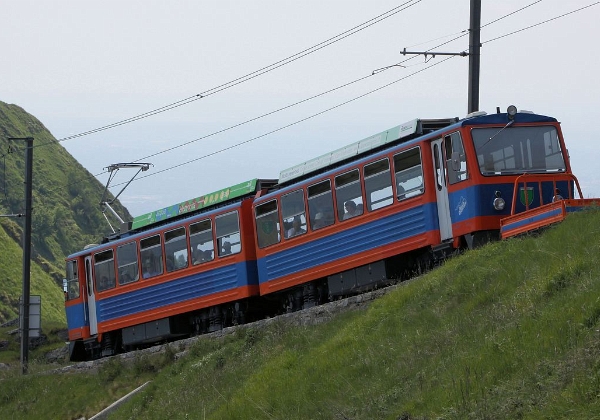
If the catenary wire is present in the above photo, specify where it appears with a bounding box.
[23,1,597,199]
[130,0,546,164]
[108,1,599,188]
[35,0,425,150]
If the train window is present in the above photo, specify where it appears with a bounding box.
[308,180,335,230]
[394,147,424,200]
[364,158,393,211]
[255,200,281,248]
[472,126,566,175]
[216,211,240,257]
[281,189,307,239]
[433,143,444,191]
[94,249,116,292]
[65,260,79,300]
[165,227,188,272]
[445,132,468,184]
[335,169,364,221]
[117,242,139,285]
[140,235,163,279]
[190,219,214,264]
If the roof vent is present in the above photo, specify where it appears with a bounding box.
[465,111,487,119]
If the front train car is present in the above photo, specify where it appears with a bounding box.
[251,106,591,311]
[64,179,275,361]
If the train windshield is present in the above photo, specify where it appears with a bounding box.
[472,125,566,175]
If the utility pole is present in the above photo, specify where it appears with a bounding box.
[468,0,482,113]
[9,137,34,374]
[401,0,482,114]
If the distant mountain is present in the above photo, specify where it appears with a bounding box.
[0,101,132,324]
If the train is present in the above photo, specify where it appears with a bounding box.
[64,105,598,361]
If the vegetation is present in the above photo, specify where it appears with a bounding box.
[0,101,131,324]
[0,208,598,419]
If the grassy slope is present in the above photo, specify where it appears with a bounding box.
[0,101,132,325]
[1,209,599,419]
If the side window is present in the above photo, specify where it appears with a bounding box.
[190,219,214,264]
[364,158,393,211]
[140,235,163,279]
[308,180,335,230]
[117,242,138,285]
[94,249,116,292]
[66,260,80,300]
[256,200,280,248]
[445,132,468,184]
[281,189,307,239]
[394,147,424,200]
[165,227,188,272]
[336,169,364,221]
[216,211,240,257]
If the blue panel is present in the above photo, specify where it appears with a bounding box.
[66,303,87,330]
[95,261,256,323]
[258,203,438,283]
[447,180,572,222]
[501,208,563,233]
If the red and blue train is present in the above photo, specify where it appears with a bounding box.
[64,105,597,360]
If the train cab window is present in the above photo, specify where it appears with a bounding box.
[335,169,364,221]
[364,158,393,211]
[117,242,139,285]
[165,227,188,272]
[94,249,116,292]
[216,211,241,257]
[140,235,163,279]
[472,126,566,175]
[308,180,335,230]
[445,132,468,184]
[65,260,80,300]
[255,200,281,248]
[281,189,307,239]
[394,147,424,200]
[190,219,214,264]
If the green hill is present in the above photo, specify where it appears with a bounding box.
[0,101,131,325]
[1,208,599,419]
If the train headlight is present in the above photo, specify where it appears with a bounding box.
[507,105,518,120]
[493,191,505,211]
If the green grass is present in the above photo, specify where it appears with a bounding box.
[0,101,132,326]
[1,209,600,419]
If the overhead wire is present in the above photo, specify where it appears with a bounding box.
[31,0,424,152]
[113,1,598,187]
[31,1,599,198]
[483,2,599,44]
[129,0,545,165]
[129,56,457,182]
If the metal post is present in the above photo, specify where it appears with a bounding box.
[468,0,482,113]
[20,137,33,374]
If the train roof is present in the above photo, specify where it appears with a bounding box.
[277,110,558,186]
[130,178,277,231]
[278,117,459,185]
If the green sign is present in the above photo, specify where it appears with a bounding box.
[519,187,534,206]
[131,179,258,230]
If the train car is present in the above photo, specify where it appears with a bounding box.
[64,179,275,361]
[251,105,592,309]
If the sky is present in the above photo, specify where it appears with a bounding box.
[2,0,599,218]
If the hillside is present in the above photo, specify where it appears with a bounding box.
[0,208,599,419]
[0,101,131,324]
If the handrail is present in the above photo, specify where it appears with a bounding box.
[509,172,583,215]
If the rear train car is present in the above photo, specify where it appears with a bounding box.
[64,179,274,361]
[251,106,587,309]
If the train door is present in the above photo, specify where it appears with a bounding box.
[431,139,453,241]
[84,256,98,335]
